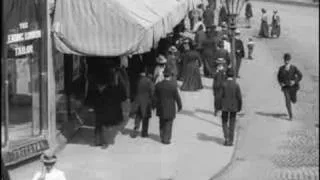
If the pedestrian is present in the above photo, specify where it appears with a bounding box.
[202,25,218,78]
[221,68,242,146]
[212,58,227,116]
[218,22,229,41]
[218,6,228,27]
[259,8,269,38]
[93,67,127,148]
[155,67,182,144]
[244,0,253,28]
[203,5,215,28]
[195,24,207,53]
[131,69,154,138]
[32,151,67,180]
[153,55,167,84]
[247,37,255,59]
[234,29,245,78]
[180,38,203,91]
[270,10,281,38]
[166,45,180,84]
[215,40,231,71]
[277,53,303,120]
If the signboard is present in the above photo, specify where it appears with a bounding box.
[2,139,49,166]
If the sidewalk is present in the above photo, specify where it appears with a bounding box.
[9,78,234,180]
[253,0,319,7]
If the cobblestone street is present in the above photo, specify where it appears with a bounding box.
[213,1,319,179]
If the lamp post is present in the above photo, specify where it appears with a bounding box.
[220,0,245,79]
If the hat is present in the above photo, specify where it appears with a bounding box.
[163,67,172,77]
[216,58,226,64]
[226,68,235,77]
[222,34,228,40]
[235,29,241,34]
[40,151,57,165]
[283,53,291,61]
[273,9,278,13]
[168,46,178,53]
[156,55,167,64]
[182,38,191,44]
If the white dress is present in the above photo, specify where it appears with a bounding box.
[32,168,67,180]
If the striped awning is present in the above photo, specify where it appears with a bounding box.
[52,0,201,57]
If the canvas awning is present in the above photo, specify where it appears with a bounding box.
[52,0,201,57]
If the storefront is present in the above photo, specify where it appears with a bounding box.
[1,0,50,166]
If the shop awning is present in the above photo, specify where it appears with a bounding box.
[52,0,199,56]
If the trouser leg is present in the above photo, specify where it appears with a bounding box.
[134,115,142,131]
[236,57,242,76]
[159,118,166,142]
[228,112,237,144]
[221,111,229,141]
[141,117,150,136]
[289,87,298,104]
[163,120,173,143]
[283,88,293,118]
[95,121,105,145]
[248,48,253,59]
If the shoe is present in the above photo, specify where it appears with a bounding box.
[141,134,149,138]
[101,144,109,149]
[227,142,233,146]
[130,131,139,138]
[162,141,171,145]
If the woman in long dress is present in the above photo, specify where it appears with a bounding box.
[259,8,269,38]
[270,10,281,38]
[180,39,203,91]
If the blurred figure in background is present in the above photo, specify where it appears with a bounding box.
[259,8,269,38]
[247,37,255,60]
[271,10,281,38]
[244,0,253,28]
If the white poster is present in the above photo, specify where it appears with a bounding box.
[15,58,31,95]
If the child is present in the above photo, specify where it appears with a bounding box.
[247,38,255,60]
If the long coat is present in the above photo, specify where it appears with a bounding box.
[93,83,127,127]
[277,64,302,90]
[235,39,245,59]
[213,69,227,110]
[134,75,154,118]
[245,3,253,18]
[221,79,242,112]
[203,7,215,27]
[155,80,182,119]
[218,6,228,26]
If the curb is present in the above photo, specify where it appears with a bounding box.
[209,119,243,180]
[252,0,319,7]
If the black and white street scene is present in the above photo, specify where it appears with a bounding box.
[1,0,319,179]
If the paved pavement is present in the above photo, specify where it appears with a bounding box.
[212,1,319,179]
[253,0,319,7]
[9,77,235,180]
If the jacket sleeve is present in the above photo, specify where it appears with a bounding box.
[175,88,182,111]
[294,66,303,84]
[236,84,242,112]
[277,67,282,85]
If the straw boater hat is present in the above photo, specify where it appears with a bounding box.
[221,21,227,28]
[216,58,226,64]
[40,151,57,165]
[156,55,167,64]
[235,29,241,35]
[273,9,278,13]
[168,45,178,53]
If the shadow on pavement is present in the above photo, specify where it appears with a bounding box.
[178,110,221,127]
[255,111,288,120]
[196,132,224,145]
[121,128,162,143]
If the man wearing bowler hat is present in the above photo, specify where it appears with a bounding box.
[32,151,66,180]
[155,67,182,144]
[212,58,227,116]
[221,68,242,146]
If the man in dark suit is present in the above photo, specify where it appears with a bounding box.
[234,29,245,78]
[131,70,154,138]
[221,68,242,146]
[155,67,182,144]
[277,53,302,120]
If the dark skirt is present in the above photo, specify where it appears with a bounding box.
[271,24,281,37]
[181,63,203,91]
[213,88,223,110]
[259,21,269,38]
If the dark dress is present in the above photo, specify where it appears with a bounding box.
[271,14,281,38]
[259,14,269,38]
[202,35,218,77]
[203,7,215,27]
[245,3,253,19]
[180,50,203,91]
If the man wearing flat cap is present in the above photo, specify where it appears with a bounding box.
[32,151,66,180]
[220,68,242,146]
[154,67,182,144]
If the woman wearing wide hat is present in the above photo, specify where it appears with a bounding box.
[271,10,281,38]
[32,151,66,180]
[153,55,167,84]
[259,8,269,38]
